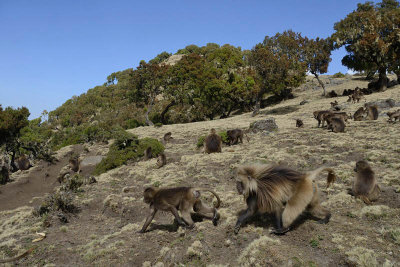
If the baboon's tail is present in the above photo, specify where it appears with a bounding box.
[0,247,34,263]
[197,189,221,208]
[307,167,336,187]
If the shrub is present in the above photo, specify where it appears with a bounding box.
[123,119,144,129]
[34,191,78,217]
[93,133,164,175]
[61,174,84,192]
[332,72,346,78]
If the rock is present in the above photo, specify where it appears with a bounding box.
[80,156,104,167]
[299,100,309,105]
[250,118,278,133]
[365,99,396,109]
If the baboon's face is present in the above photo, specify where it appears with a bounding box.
[354,161,369,172]
[143,187,156,204]
[236,181,244,195]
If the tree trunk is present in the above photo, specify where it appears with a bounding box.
[10,151,18,172]
[366,71,375,80]
[145,98,155,126]
[314,73,326,96]
[252,90,264,117]
[377,68,388,92]
[160,100,176,124]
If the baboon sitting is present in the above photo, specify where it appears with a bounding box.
[15,154,31,171]
[387,109,400,122]
[163,132,173,143]
[296,119,304,128]
[204,129,222,153]
[351,160,380,204]
[366,105,378,120]
[327,117,345,133]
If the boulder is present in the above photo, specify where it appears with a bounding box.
[250,118,278,133]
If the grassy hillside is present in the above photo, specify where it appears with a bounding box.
[0,75,399,266]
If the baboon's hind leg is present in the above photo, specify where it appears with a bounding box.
[193,200,219,226]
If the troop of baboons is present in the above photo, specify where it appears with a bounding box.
[139,85,391,235]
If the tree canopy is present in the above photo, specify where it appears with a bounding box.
[331,0,400,91]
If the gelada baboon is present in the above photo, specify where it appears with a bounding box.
[139,186,221,233]
[387,109,400,122]
[323,112,350,126]
[366,105,378,120]
[16,154,31,171]
[163,132,173,143]
[351,160,380,205]
[313,110,332,127]
[144,147,152,160]
[69,157,80,173]
[234,164,335,235]
[330,100,338,108]
[227,129,249,145]
[353,107,366,121]
[156,153,166,168]
[296,119,304,128]
[204,129,222,153]
[327,117,345,133]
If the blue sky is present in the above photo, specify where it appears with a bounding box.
[0,0,378,119]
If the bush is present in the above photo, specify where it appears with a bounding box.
[93,133,164,175]
[332,72,346,78]
[196,131,229,148]
[123,119,144,129]
[61,174,84,192]
[34,191,78,217]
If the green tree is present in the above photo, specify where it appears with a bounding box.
[0,106,30,171]
[303,37,332,95]
[250,30,307,114]
[332,0,400,91]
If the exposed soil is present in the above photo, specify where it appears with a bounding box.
[0,75,399,266]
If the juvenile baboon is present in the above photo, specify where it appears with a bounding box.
[366,105,378,120]
[351,160,380,204]
[227,129,249,145]
[327,117,345,133]
[330,100,338,108]
[296,119,304,128]
[139,187,221,233]
[387,109,400,122]
[163,132,173,143]
[347,95,353,103]
[327,170,337,188]
[144,147,152,160]
[204,129,222,153]
[353,107,366,121]
[69,157,80,173]
[313,110,332,127]
[234,164,335,235]
[156,153,166,168]
[15,154,31,171]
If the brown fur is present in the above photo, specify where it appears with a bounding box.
[352,160,380,204]
[144,147,152,160]
[156,153,166,168]
[327,117,345,133]
[69,158,80,173]
[330,100,338,108]
[204,129,222,153]
[163,132,173,143]
[313,110,332,127]
[139,186,221,233]
[327,170,337,188]
[387,109,400,122]
[234,164,335,234]
[353,107,366,121]
[296,119,304,128]
[227,129,249,145]
[366,105,378,120]
[15,154,31,171]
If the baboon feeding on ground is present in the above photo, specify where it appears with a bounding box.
[234,164,335,235]
[156,153,166,168]
[366,105,378,120]
[163,132,173,143]
[139,187,221,233]
[313,110,332,127]
[144,147,152,160]
[296,119,304,128]
[227,129,249,145]
[204,129,222,153]
[387,109,400,122]
[353,107,366,121]
[351,160,380,205]
[327,117,345,133]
